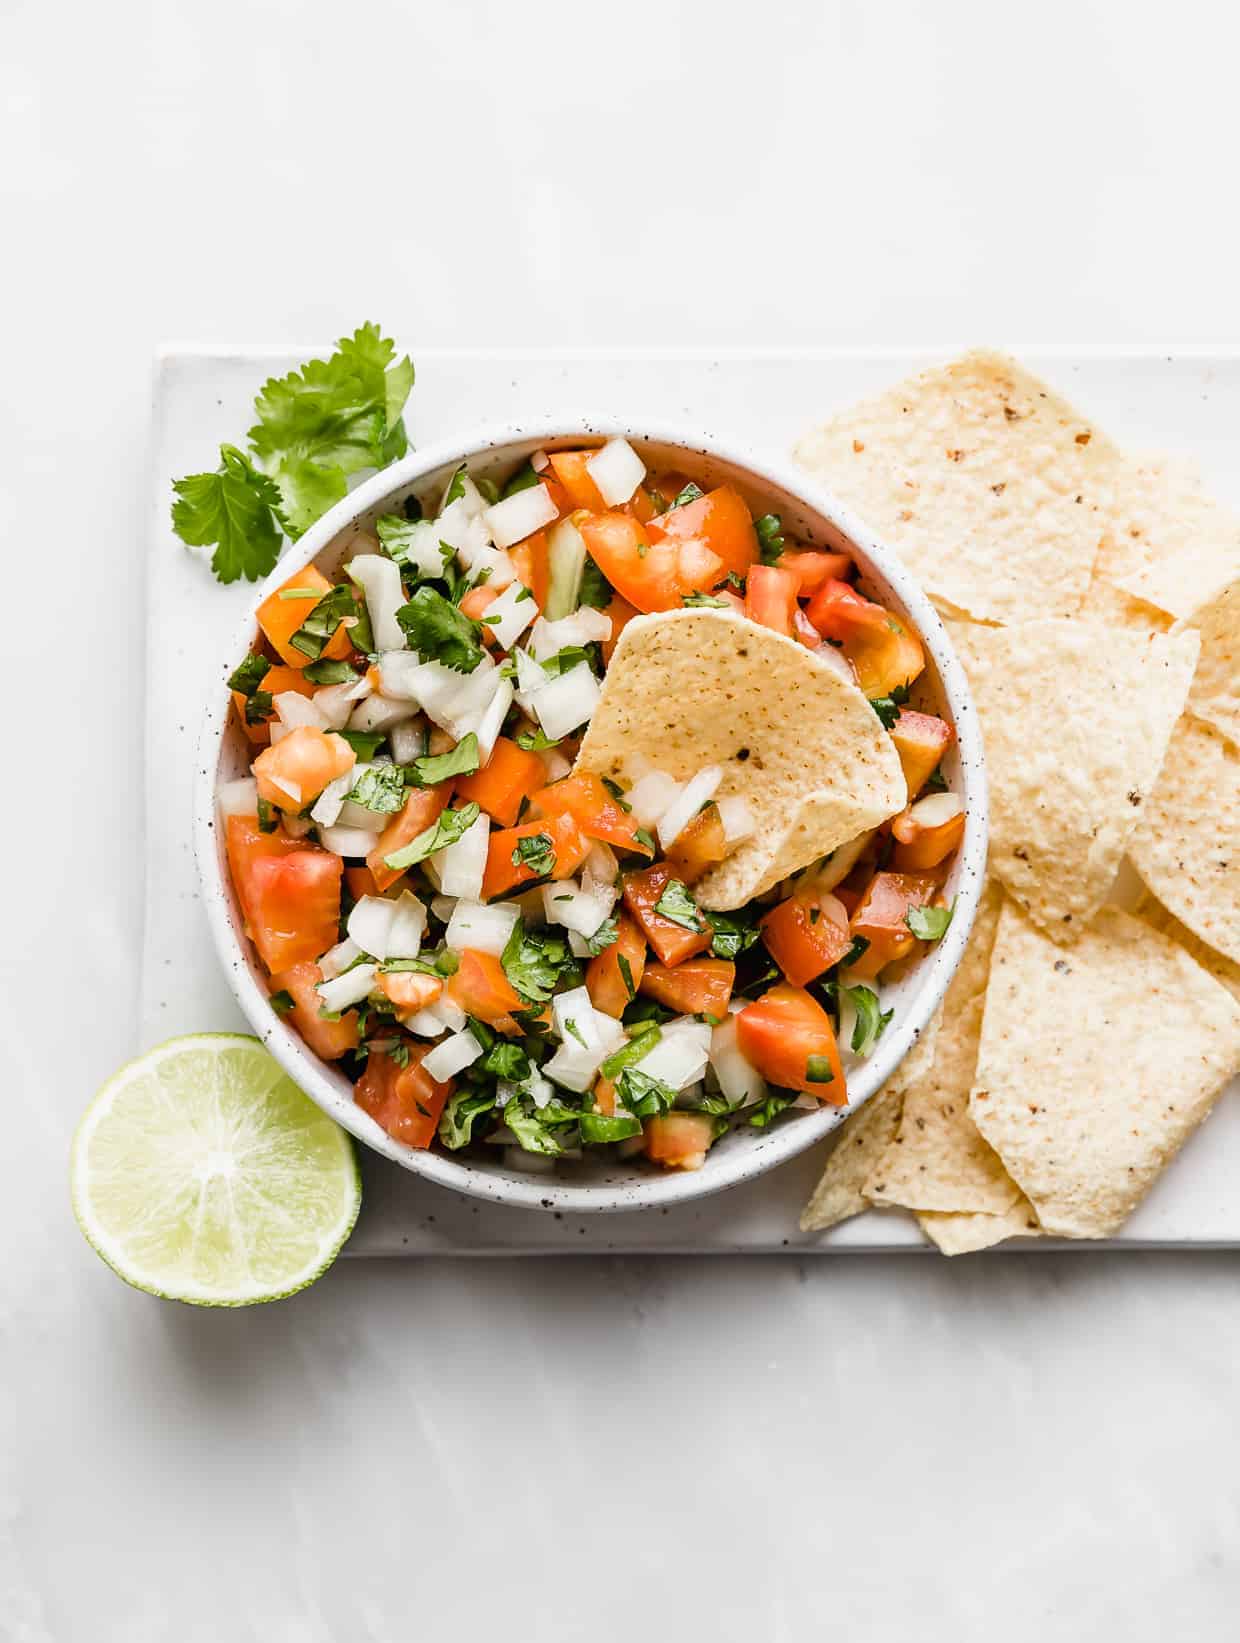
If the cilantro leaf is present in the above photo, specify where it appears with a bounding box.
[599,1024,661,1080]
[396,586,484,673]
[289,582,368,662]
[906,901,954,942]
[584,916,619,955]
[502,1095,568,1157]
[500,918,577,1004]
[747,1091,796,1127]
[579,1111,642,1144]
[439,1088,495,1150]
[703,908,760,961]
[515,727,562,752]
[302,658,359,685]
[682,593,729,608]
[843,984,893,1057]
[171,444,284,584]
[481,1041,531,1081]
[925,763,949,794]
[244,690,273,725]
[407,734,480,787]
[869,683,911,730]
[653,878,705,932]
[754,513,785,565]
[512,833,556,877]
[502,461,541,497]
[335,728,386,761]
[576,556,612,609]
[670,481,705,510]
[615,1067,677,1118]
[269,989,295,1017]
[347,764,407,814]
[383,802,480,873]
[228,652,272,697]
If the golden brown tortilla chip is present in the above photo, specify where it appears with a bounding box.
[969,901,1240,1239]
[1134,890,1240,1004]
[864,882,1023,1215]
[918,1198,1042,1256]
[793,350,1118,625]
[799,1011,941,1233]
[576,608,907,910]
[1129,714,1240,964]
[949,620,1199,941]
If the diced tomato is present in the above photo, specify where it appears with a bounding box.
[344,864,381,901]
[621,863,712,967]
[735,984,845,1102]
[446,949,524,1032]
[459,584,501,641]
[354,1045,452,1150]
[509,530,551,609]
[240,846,343,974]
[226,814,324,972]
[776,549,853,594]
[805,580,925,699]
[759,891,853,987]
[891,798,965,871]
[481,813,592,901]
[646,485,758,581]
[269,961,359,1060]
[456,736,546,827]
[622,487,659,524]
[367,782,454,893]
[665,802,727,886]
[257,565,354,669]
[547,449,607,511]
[585,912,647,1017]
[640,958,735,1017]
[792,607,822,650]
[643,1112,715,1170]
[600,592,639,665]
[744,564,799,637]
[592,1073,618,1116]
[577,510,723,615]
[377,970,444,1013]
[846,870,940,981]
[890,709,954,798]
[253,725,355,813]
[648,470,693,506]
[231,664,313,745]
[531,771,653,856]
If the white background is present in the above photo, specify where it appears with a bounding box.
[4,2,1240,1638]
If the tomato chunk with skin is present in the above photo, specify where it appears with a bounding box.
[776,548,853,594]
[547,450,607,511]
[577,510,723,615]
[621,863,712,967]
[254,725,355,812]
[735,984,845,1102]
[377,970,444,1013]
[846,870,940,981]
[225,815,322,966]
[760,892,852,987]
[643,1112,715,1171]
[459,584,501,639]
[891,797,965,871]
[367,782,454,893]
[664,802,728,886]
[270,961,359,1060]
[640,958,735,1017]
[456,736,546,827]
[245,849,343,974]
[890,709,954,798]
[586,912,647,1018]
[646,485,758,581]
[806,580,925,699]
[531,771,653,856]
[354,1044,452,1150]
[446,949,524,1032]
[509,529,551,610]
[744,564,800,637]
[482,813,592,902]
[257,564,354,668]
[232,664,314,745]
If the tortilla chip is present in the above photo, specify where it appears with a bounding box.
[1176,580,1240,751]
[949,620,1200,941]
[1115,531,1240,623]
[864,882,1023,1214]
[576,608,907,910]
[969,901,1240,1239]
[1129,714,1240,964]
[918,1197,1042,1256]
[1082,453,1228,632]
[799,1011,941,1233]
[1133,890,1240,1004]
[792,349,1118,625]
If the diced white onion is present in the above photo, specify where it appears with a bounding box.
[484,582,539,651]
[422,1028,484,1083]
[377,652,423,701]
[275,692,329,731]
[542,987,626,1092]
[393,520,447,578]
[430,894,457,923]
[348,694,415,733]
[347,895,397,960]
[348,555,406,653]
[386,892,427,958]
[317,937,362,981]
[315,963,378,1012]
[217,777,257,817]
[530,449,549,472]
[336,798,391,835]
[445,899,520,957]
[908,790,963,827]
[310,765,360,828]
[435,496,491,556]
[313,679,368,731]
[532,662,600,740]
[567,931,593,958]
[432,809,491,900]
[812,831,873,893]
[657,766,724,850]
[716,795,756,845]
[584,841,619,883]
[638,1018,712,1091]
[627,770,683,829]
[586,437,646,506]
[541,874,617,938]
[464,544,518,589]
[318,824,380,857]
[528,609,613,660]
[483,483,558,549]
[474,677,514,764]
[387,718,427,765]
[710,1015,768,1106]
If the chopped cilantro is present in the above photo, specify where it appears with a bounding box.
[670,481,704,510]
[564,1017,588,1048]
[407,733,480,787]
[515,726,562,752]
[747,1091,796,1127]
[256,796,278,834]
[599,1025,661,1080]
[502,461,541,497]
[704,908,760,960]
[347,764,407,814]
[439,1088,495,1150]
[584,916,619,955]
[577,555,612,609]
[844,984,893,1057]
[289,582,368,663]
[171,444,284,584]
[385,1041,412,1070]
[653,878,704,932]
[269,989,294,1017]
[500,918,577,1004]
[442,464,468,507]
[244,690,273,725]
[383,802,480,872]
[906,901,954,942]
[481,1040,530,1081]
[302,658,359,685]
[396,585,484,673]
[502,1095,568,1157]
[335,728,386,761]
[869,683,911,730]
[805,1055,835,1086]
[512,833,556,877]
[754,513,785,565]
[682,593,729,608]
[842,934,870,968]
[633,826,657,856]
[615,1067,676,1118]
[617,953,636,1000]
[579,1111,643,1144]
[227,652,272,697]
[925,763,949,793]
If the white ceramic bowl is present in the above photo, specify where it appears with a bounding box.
[195,418,987,1214]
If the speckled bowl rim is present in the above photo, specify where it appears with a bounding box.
[194,416,988,1215]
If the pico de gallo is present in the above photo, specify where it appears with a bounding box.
[217,438,964,1174]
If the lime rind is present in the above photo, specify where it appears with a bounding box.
[71,1033,361,1306]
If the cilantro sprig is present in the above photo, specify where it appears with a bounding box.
[396,586,485,673]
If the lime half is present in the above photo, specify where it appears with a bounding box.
[71,1034,361,1305]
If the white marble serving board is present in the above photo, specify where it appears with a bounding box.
[142,346,1240,1254]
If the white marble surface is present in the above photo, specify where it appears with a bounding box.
[5,2,1240,1637]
